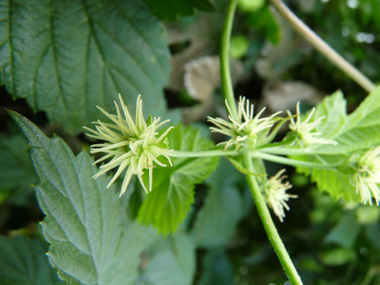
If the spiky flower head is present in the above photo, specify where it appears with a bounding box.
[263,169,297,222]
[208,96,281,150]
[287,102,337,146]
[352,146,380,205]
[84,94,175,197]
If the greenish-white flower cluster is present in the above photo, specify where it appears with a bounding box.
[263,169,297,222]
[287,102,337,146]
[208,96,281,150]
[352,146,380,205]
[85,94,174,197]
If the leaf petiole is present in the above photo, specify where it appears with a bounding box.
[250,151,337,170]
[171,149,240,158]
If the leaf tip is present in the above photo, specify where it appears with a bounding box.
[6,108,18,118]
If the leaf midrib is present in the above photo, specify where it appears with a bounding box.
[48,0,69,117]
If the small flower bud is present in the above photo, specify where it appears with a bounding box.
[287,102,337,146]
[84,94,175,197]
[263,169,297,222]
[351,146,380,205]
[208,96,281,150]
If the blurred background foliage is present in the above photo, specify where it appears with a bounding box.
[1,0,380,284]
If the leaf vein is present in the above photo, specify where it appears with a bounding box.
[48,0,69,120]
[109,0,166,75]
[80,0,137,107]
[82,9,158,92]
[7,0,15,95]
[31,44,51,109]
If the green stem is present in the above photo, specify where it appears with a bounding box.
[171,150,239,157]
[220,1,303,283]
[242,153,303,285]
[220,0,239,119]
[259,146,313,156]
[267,0,376,93]
[259,146,340,156]
[251,151,336,169]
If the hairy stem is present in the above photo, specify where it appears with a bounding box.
[268,0,376,93]
[220,0,239,119]
[251,151,336,169]
[259,146,315,156]
[220,0,303,283]
[171,150,239,157]
[242,154,303,284]
[259,146,340,156]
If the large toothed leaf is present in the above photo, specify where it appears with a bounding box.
[143,0,215,21]
[290,87,380,202]
[8,110,156,284]
[312,90,347,139]
[309,87,380,155]
[0,0,170,134]
[0,235,64,285]
[137,124,219,235]
[289,92,354,201]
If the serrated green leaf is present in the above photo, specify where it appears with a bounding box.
[138,123,219,235]
[0,0,170,134]
[293,153,358,202]
[0,133,37,205]
[290,87,380,203]
[0,235,64,285]
[137,233,195,285]
[143,0,215,21]
[9,110,156,284]
[311,86,380,155]
[190,158,246,248]
[312,90,347,139]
